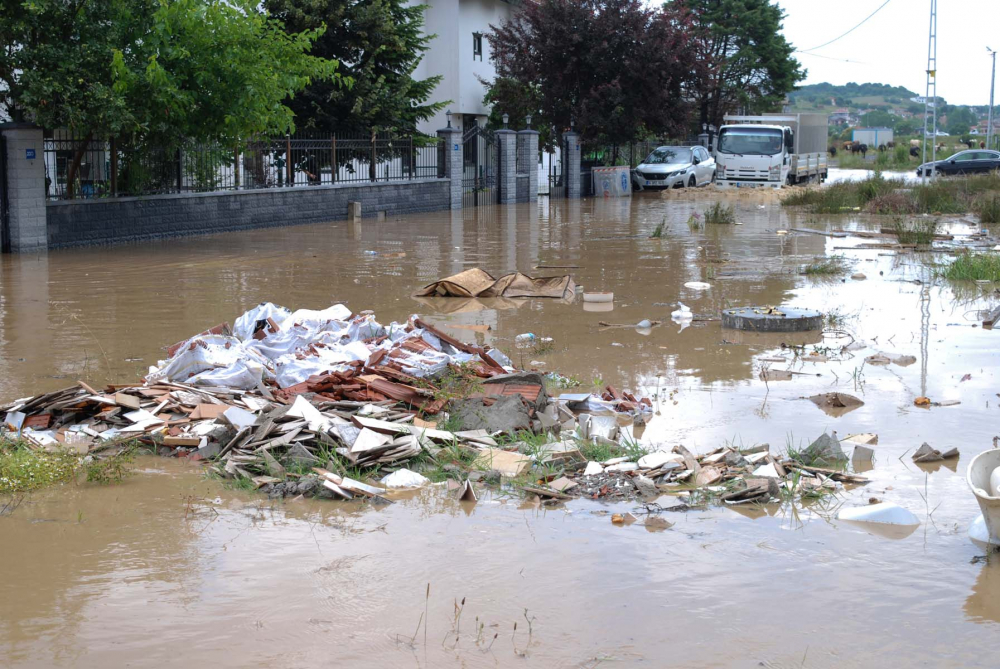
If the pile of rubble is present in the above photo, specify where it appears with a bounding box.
[518,432,872,505]
[1,302,876,507]
[0,303,652,500]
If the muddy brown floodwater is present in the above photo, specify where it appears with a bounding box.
[3,177,1000,667]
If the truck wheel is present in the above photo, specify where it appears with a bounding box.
[688,175,697,188]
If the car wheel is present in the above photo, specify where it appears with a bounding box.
[687,175,696,188]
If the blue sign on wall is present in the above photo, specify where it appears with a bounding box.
[25,148,35,160]
[454,144,459,151]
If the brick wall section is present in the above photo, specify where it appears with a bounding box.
[437,127,463,209]
[563,131,581,199]
[2,125,47,252]
[497,130,517,205]
[517,130,539,202]
[45,178,449,248]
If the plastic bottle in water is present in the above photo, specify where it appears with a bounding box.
[515,333,537,344]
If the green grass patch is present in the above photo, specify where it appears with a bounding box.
[939,252,1000,282]
[650,218,666,238]
[974,194,1000,224]
[784,172,1000,216]
[686,212,702,230]
[890,217,938,245]
[704,202,735,225]
[0,438,137,493]
[802,256,848,276]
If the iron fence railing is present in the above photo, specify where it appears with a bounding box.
[43,129,441,200]
[583,137,701,169]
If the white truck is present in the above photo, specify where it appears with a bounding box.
[713,113,828,188]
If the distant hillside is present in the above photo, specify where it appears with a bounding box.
[788,82,922,110]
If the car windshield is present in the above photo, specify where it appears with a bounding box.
[718,128,783,155]
[643,147,691,164]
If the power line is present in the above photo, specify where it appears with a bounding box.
[799,0,893,53]
[796,51,869,65]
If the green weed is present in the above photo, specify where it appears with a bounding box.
[85,444,138,485]
[891,217,938,245]
[686,212,702,230]
[651,218,666,238]
[939,252,1000,282]
[974,194,1000,224]
[0,440,79,493]
[704,202,735,225]
[802,256,847,276]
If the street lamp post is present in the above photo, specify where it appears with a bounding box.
[988,48,997,151]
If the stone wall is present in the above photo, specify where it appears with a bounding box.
[46,178,449,248]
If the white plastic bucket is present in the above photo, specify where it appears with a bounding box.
[967,449,1000,546]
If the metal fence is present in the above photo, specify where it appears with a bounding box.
[582,137,700,169]
[43,129,441,200]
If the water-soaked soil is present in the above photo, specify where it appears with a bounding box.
[2,176,999,667]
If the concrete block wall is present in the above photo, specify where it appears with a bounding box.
[497,130,518,205]
[1,125,47,252]
[563,131,581,199]
[437,127,463,209]
[45,179,449,248]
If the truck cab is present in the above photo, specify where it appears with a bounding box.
[713,114,828,189]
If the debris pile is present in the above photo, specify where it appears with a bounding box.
[0,303,650,501]
[520,433,869,505]
[0,303,875,510]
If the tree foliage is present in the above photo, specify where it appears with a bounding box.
[0,0,339,197]
[668,0,804,129]
[486,0,698,145]
[1,0,339,141]
[266,0,445,134]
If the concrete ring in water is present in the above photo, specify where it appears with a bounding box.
[721,306,824,332]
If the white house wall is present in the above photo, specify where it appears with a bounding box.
[414,0,514,134]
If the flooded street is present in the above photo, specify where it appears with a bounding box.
[3,178,1000,667]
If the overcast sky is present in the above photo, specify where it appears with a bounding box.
[776,0,998,105]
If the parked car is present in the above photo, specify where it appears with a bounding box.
[633,146,715,189]
[917,150,1000,177]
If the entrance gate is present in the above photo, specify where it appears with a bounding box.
[462,123,498,208]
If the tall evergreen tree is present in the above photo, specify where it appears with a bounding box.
[667,0,804,129]
[267,0,445,134]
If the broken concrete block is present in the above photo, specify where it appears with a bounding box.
[800,432,848,467]
[450,395,531,432]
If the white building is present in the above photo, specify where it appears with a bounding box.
[413,0,518,135]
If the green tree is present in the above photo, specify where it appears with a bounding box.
[945,107,977,136]
[486,0,698,146]
[668,0,804,129]
[266,0,445,134]
[896,119,917,136]
[1,0,339,197]
[481,77,558,151]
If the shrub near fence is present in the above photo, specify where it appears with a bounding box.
[43,129,441,200]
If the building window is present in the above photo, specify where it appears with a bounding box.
[473,33,483,61]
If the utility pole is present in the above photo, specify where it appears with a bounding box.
[988,48,997,151]
[921,0,938,185]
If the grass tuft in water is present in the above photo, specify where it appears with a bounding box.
[939,252,1000,282]
[650,218,666,238]
[686,212,702,230]
[890,217,938,245]
[704,202,735,225]
[802,256,847,276]
[974,194,1000,225]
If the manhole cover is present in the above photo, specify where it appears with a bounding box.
[721,306,824,332]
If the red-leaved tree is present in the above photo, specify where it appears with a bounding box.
[485,0,700,145]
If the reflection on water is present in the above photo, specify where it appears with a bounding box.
[2,193,1000,666]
